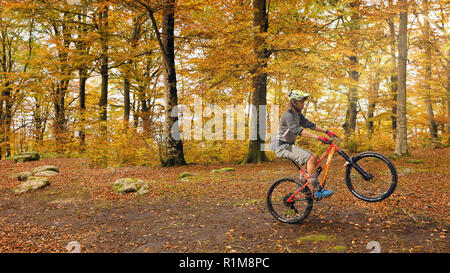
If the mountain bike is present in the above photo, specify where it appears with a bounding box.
[266,136,398,224]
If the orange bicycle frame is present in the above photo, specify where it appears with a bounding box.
[287,143,339,201]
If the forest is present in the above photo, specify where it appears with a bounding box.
[0,0,448,167]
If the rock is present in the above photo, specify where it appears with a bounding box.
[34,170,59,177]
[12,177,50,194]
[12,152,40,163]
[177,172,196,180]
[136,184,150,196]
[112,178,149,195]
[32,165,59,174]
[11,172,33,181]
[211,167,235,173]
[10,165,59,182]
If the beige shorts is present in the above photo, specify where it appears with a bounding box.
[275,144,313,166]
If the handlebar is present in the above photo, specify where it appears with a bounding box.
[328,134,341,145]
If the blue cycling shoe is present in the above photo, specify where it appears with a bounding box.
[314,188,334,198]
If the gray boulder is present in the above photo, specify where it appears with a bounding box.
[11,172,33,181]
[32,165,59,174]
[12,152,40,163]
[112,178,150,195]
[11,165,59,182]
[12,177,50,194]
[34,170,59,177]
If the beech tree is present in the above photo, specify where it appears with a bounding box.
[395,0,409,156]
[133,0,187,166]
[243,0,271,164]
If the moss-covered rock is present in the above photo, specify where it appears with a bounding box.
[32,165,59,174]
[11,172,33,181]
[34,170,59,177]
[12,177,50,194]
[112,178,150,195]
[11,165,59,182]
[135,183,150,196]
[12,152,40,163]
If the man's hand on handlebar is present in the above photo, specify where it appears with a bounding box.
[326,130,338,139]
[318,136,332,144]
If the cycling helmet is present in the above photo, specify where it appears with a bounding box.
[288,89,310,101]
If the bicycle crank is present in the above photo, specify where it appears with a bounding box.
[283,193,298,213]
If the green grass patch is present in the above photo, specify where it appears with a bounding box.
[177,172,197,180]
[211,167,235,173]
[296,234,336,242]
[232,198,263,207]
[407,159,424,164]
[330,245,347,252]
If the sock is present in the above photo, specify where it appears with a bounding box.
[309,173,321,192]
[299,174,306,183]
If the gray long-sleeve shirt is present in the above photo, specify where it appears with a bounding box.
[275,109,316,147]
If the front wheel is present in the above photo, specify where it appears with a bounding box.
[345,152,397,202]
[266,177,313,224]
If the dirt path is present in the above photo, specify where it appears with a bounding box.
[0,148,448,253]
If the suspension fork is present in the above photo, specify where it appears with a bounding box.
[337,150,373,181]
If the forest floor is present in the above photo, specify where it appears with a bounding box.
[0,147,448,253]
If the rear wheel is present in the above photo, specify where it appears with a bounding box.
[345,152,397,202]
[266,177,313,224]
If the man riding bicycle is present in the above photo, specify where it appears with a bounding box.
[274,89,338,198]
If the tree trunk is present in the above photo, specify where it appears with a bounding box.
[33,99,44,148]
[133,92,140,128]
[424,92,438,139]
[344,1,360,137]
[446,53,450,135]
[394,0,408,156]
[388,12,398,140]
[160,0,186,166]
[138,85,150,133]
[124,77,131,124]
[0,25,13,158]
[124,16,142,125]
[1,85,12,158]
[0,96,3,159]
[98,6,109,130]
[243,0,270,164]
[423,0,438,140]
[53,82,67,153]
[77,8,88,151]
[79,67,87,151]
[345,66,359,135]
[367,64,380,136]
[53,15,72,153]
